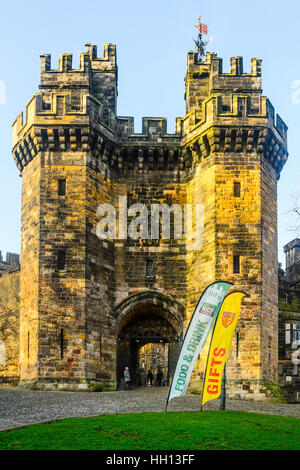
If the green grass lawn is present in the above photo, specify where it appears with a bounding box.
[0,410,299,450]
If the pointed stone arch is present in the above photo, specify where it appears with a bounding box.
[114,290,185,388]
[114,290,185,335]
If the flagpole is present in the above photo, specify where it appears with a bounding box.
[193,15,208,61]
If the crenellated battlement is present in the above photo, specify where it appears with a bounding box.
[185,51,263,121]
[12,43,288,179]
[187,51,262,81]
[181,50,288,177]
[116,117,181,144]
[40,43,116,75]
[39,43,117,116]
[178,92,287,145]
[12,93,180,152]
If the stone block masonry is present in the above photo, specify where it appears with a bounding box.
[1,43,288,398]
[0,272,20,385]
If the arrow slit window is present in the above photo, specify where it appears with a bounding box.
[234,182,241,197]
[233,255,240,274]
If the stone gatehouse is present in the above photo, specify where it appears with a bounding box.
[0,43,288,399]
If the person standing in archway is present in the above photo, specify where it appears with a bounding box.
[124,366,132,390]
[156,368,163,386]
[147,370,153,386]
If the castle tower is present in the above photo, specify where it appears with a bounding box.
[180,52,288,396]
[13,44,119,389]
[11,44,288,397]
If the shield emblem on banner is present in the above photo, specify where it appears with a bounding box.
[222,311,235,328]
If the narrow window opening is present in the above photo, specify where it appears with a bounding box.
[60,329,64,359]
[236,331,239,358]
[233,255,240,274]
[27,332,30,360]
[127,193,133,207]
[146,258,154,277]
[166,194,173,207]
[145,258,155,288]
[58,179,66,196]
[57,249,66,271]
[234,182,241,198]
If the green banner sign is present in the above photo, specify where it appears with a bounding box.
[166,281,232,407]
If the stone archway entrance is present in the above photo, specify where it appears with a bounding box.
[114,291,185,388]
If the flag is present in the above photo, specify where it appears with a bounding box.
[166,281,232,407]
[194,17,208,35]
[200,24,208,35]
[201,291,246,407]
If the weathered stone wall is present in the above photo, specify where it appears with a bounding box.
[0,272,20,384]
[84,163,116,388]
[9,44,288,398]
[19,155,40,382]
[185,158,216,387]
[113,173,187,305]
[214,154,263,398]
[260,158,278,382]
[37,151,89,388]
[20,149,117,390]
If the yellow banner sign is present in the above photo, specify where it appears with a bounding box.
[202,291,246,407]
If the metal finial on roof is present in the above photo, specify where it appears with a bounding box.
[193,16,208,61]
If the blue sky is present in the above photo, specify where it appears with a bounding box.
[0,0,299,266]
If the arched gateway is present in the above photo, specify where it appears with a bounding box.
[114,291,185,388]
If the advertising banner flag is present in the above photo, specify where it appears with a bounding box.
[201,291,246,407]
[166,281,232,408]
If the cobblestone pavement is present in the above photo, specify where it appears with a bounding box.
[0,387,299,431]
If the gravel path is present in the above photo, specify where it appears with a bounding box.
[0,387,299,431]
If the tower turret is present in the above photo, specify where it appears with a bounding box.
[181,52,288,396]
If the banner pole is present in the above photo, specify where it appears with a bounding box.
[165,402,168,413]
[202,290,246,410]
[164,281,220,412]
[164,281,233,412]
[220,363,227,411]
[200,299,222,411]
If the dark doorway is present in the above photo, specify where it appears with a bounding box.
[116,305,181,389]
